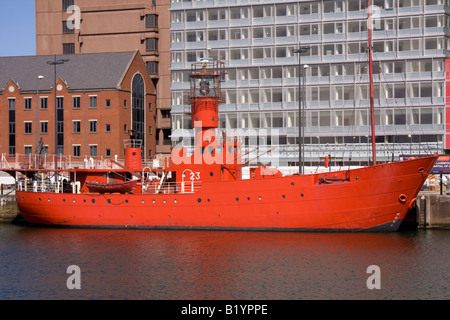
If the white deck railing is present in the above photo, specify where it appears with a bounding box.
[0,153,161,172]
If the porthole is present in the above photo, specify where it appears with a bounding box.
[152,200,156,204]
[83,199,86,203]
[73,199,76,203]
[125,200,128,203]
[247,197,250,201]
[38,198,41,201]
[163,200,166,204]
[210,172,213,177]
[91,199,95,204]
[174,199,177,203]
[107,199,111,204]
[63,199,66,203]
[282,195,286,199]
[48,198,51,202]
[300,194,304,198]
[197,198,202,203]
[142,200,145,204]
[236,197,239,202]
[258,196,262,200]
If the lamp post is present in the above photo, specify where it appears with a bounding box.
[35,75,44,153]
[47,55,69,155]
[408,134,412,155]
[294,46,310,175]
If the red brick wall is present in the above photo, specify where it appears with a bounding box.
[0,51,156,162]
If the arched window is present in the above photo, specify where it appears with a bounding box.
[132,74,145,150]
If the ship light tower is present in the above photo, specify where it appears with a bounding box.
[188,58,225,132]
[183,58,241,180]
[187,58,227,161]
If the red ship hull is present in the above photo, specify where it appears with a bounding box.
[15,155,437,232]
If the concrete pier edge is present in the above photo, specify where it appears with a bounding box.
[415,192,450,229]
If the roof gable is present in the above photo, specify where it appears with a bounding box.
[0,52,136,92]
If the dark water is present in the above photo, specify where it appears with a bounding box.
[0,223,448,300]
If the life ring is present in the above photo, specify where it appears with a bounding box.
[107,160,113,168]
[398,194,407,204]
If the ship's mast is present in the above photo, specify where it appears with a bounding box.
[368,0,377,165]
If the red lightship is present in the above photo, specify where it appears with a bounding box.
[8,56,437,231]
[7,1,439,231]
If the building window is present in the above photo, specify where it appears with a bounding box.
[187,31,205,42]
[105,99,111,108]
[149,126,152,135]
[63,0,74,11]
[8,99,15,155]
[73,96,81,109]
[40,97,48,110]
[25,146,32,155]
[40,121,48,134]
[124,124,127,133]
[146,61,159,75]
[132,73,146,149]
[57,97,64,109]
[105,149,111,157]
[63,43,75,55]
[24,98,32,110]
[146,38,158,52]
[124,100,127,108]
[8,98,15,111]
[146,14,158,28]
[89,145,98,157]
[73,145,81,157]
[105,124,111,132]
[24,122,32,134]
[148,103,152,112]
[73,121,81,133]
[63,21,74,34]
[161,110,171,119]
[89,96,97,108]
[89,120,97,133]
[149,149,152,158]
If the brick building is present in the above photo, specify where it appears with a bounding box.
[0,51,156,162]
[35,0,172,160]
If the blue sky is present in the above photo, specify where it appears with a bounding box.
[0,0,36,57]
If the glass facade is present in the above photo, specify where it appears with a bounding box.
[170,0,449,167]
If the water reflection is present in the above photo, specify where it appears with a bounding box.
[0,225,449,300]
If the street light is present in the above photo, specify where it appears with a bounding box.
[47,55,69,155]
[408,134,412,155]
[294,46,310,175]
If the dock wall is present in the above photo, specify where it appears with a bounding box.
[416,192,450,229]
[0,194,18,223]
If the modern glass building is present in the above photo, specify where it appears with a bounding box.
[170,0,449,170]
